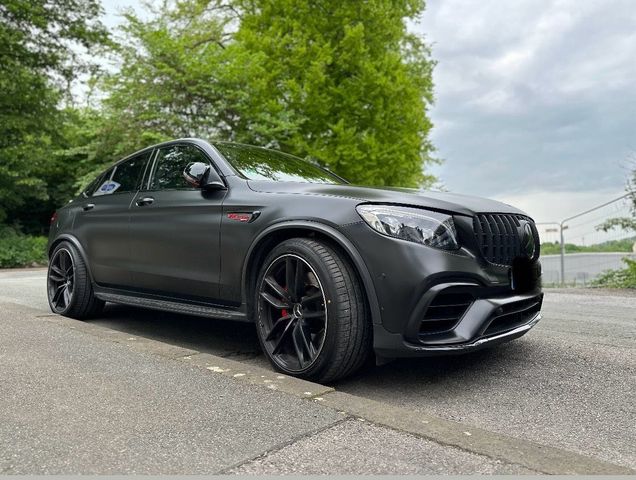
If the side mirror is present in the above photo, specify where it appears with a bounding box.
[183,162,226,191]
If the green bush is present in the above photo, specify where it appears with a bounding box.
[592,258,636,289]
[0,228,48,268]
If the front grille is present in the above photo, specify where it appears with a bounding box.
[419,292,474,335]
[473,214,538,266]
[483,294,543,337]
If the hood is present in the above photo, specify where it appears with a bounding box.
[247,181,528,217]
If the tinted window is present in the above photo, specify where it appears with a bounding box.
[83,171,108,197]
[110,151,151,193]
[91,168,115,197]
[214,143,344,184]
[150,145,210,190]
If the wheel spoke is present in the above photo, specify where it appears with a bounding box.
[272,318,296,355]
[50,265,65,279]
[265,315,292,341]
[259,291,290,310]
[49,271,65,282]
[303,310,325,320]
[285,258,294,299]
[59,252,68,271]
[293,320,315,365]
[291,328,306,368]
[51,284,65,305]
[62,286,71,307]
[264,275,290,302]
[293,259,305,300]
[301,292,322,305]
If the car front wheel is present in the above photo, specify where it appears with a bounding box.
[254,238,371,383]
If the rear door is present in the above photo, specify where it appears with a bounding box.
[74,150,152,287]
[128,143,227,301]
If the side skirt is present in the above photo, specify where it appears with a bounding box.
[94,290,249,322]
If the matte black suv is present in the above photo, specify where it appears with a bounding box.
[47,138,543,382]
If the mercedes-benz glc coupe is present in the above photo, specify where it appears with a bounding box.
[47,138,543,382]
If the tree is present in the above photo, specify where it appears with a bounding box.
[594,156,636,288]
[597,158,636,233]
[97,0,237,161]
[0,0,108,231]
[102,0,437,187]
[229,0,437,187]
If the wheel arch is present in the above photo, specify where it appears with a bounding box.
[48,234,95,285]
[242,221,382,325]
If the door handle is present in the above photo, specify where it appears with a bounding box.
[136,197,154,207]
[83,203,95,211]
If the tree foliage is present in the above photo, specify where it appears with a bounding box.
[230,0,437,186]
[596,163,636,233]
[0,0,108,231]
[1,0,438,251]
[100,0,437,187]
[593,157,636,287]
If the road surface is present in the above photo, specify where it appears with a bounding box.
[0,268,634,472]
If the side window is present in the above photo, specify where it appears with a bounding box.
[83,171,107,197]
[92,168,115,196]
[93,151,151,196]
[110,152,151,194]
[149,145,210,191]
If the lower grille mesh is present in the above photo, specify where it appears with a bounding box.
[483,295,543,337]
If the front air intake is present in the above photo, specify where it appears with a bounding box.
[419,292,474,335]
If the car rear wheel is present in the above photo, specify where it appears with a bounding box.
[47,241,104,319]
[254,238,371,383]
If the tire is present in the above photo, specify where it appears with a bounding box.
[254,238,371,383]
[47,241,104,319]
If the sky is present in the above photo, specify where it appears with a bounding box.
[414,0,635,223]
[100,0,635,225]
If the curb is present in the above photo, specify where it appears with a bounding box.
[31,306,635,475]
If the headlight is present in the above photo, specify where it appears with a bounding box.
[356,204,459,250]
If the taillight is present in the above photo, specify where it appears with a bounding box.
[50,211,58,225]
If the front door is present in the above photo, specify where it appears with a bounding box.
[128,143,227,301]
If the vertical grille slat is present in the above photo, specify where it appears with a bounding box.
[473,213,538,266]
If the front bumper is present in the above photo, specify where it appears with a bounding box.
[372,290,543,358]
[340,219,543,358]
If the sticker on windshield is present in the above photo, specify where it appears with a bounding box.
[93,180,121,196]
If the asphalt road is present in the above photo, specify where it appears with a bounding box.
[1,269,634,470]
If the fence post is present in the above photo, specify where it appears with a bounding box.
[559,222,565,287]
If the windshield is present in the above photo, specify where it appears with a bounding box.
[214,142,345,184]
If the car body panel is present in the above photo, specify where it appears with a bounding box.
[73,191,138,288]
[48,137,543,360]
[128,188,227,300]
[247,181,527,217]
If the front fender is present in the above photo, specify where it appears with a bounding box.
[241,220,382,325]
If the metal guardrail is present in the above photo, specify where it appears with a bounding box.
[536,193,634,286]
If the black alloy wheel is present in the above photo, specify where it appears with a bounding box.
[257,253,327,372]
[47,241,105,319]
[48,248,75,313]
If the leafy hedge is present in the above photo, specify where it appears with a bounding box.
[592,258,636,288]
[0,228,48,268]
